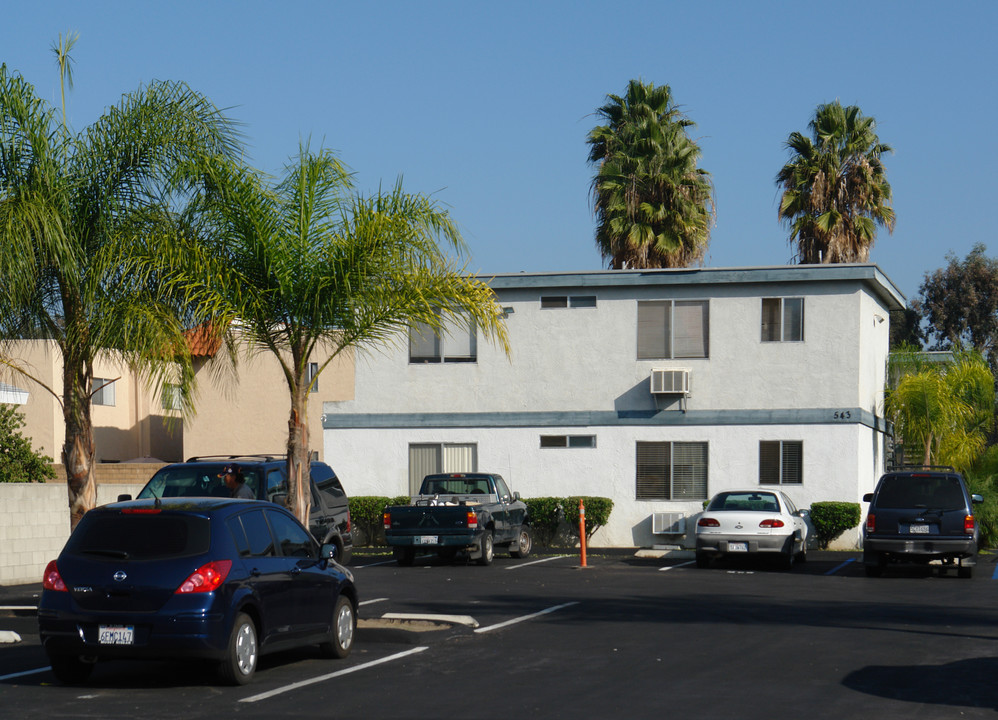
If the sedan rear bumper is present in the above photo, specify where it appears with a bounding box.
[696,534,793,554]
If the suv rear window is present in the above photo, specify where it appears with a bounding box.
[65,513,211,560]
[875,475,967,510]
[138,465,261,500]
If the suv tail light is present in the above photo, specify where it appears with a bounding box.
[965,515,976,534]
[697,518,720,528]
[42,560,67,592]
[346,510,351,534]
[759,519,785,528]
[466,511,478,529]
[176,560,231,594]
[866,513,876,533]
[383,512,391,530]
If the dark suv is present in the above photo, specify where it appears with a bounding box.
[134,455,353,564]
[862,467,982,578]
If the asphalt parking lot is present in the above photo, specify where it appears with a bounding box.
[4,549,998,719]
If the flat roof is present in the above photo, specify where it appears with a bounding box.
[479,263,906,311]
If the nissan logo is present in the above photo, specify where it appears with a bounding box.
[113,571,128,582]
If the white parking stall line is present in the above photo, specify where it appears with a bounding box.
[240,646,429,703]
[505,555,569,570]
[473,602,579,634]
[658,560,695,572]
[0,667,50,682]
[359,597,388,606]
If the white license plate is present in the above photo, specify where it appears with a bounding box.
[416,535,438,545]
[98,625,134,645]
[908,524,930,534]
[728,542,748,552]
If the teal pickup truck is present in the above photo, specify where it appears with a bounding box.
[383,473,531,566]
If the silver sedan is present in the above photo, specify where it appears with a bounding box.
[695,489,809,569]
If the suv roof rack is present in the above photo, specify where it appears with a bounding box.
[888,464,957,473]
[185,454,286,463]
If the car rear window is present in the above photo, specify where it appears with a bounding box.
[138,465,261,500]
[875,475,967,510]
[65,513,211,560]
[707,492,780,512]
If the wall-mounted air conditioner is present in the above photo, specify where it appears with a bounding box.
[652,512,686,534]
[650,369,690,395]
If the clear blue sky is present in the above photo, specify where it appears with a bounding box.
[4,1,996,301]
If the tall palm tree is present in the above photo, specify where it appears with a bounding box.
[777,100,895,264]
[150,145,510,525]
[0,59,240,526]
[587,79,714,269]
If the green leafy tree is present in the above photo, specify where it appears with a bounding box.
[0,45,239,525]
[149,146,510,525]
[0,405,56,483]
[587,79,714,269]
[777,100,895,264]
[885,349,994,471]
[916,244,998,369]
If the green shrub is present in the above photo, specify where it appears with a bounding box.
[809,501,861,549]
[0,405,56,483]
[349,495,409,546]
[523,496,614,547]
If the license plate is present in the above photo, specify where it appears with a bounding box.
[416,535,438,545]
[98,625,134,645]
[728,542,748,552]
[908,524,930,534]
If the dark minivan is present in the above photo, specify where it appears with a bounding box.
[133,455,353,564]
[862,467,982,578]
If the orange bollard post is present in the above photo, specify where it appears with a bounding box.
[578,498,587,568]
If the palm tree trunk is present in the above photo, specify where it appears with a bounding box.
[63,359,96,530]
[286,385,312,526]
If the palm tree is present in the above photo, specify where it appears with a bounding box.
[0,57,240,526]
[150,145,510,525]
[885,349,994,471]
[777,100,895,264]
[587,79,714,269]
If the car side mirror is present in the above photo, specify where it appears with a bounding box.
[972,494,984,504]
[862,493,873,502]
[514,491,520,501]
[321,543,338,561]
[117,494,132,502]
[797,509,809,518]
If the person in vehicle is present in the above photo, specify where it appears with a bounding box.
[220,463,254,499]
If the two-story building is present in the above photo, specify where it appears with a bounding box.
[322,263,905,549]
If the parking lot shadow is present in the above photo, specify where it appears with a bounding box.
[842,656,998,711]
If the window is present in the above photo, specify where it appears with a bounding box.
[637,300,709,359]
[408,443,477,494]
[540,435,597,448]
[541,295,597,309]
[409,312,477,363]
[266,509,314,558]
[761,298,804,342]
[161,383,182,411]
[92,377,116,407]
[307,362,319,393]
[759,441,803,485]
[636,441,708,500]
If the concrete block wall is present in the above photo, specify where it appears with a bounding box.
[0,481,146,586]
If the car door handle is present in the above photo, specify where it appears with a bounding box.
[289,566,301,576]
[250,568,261,577]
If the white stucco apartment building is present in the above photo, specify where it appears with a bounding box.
[322,264,906,549]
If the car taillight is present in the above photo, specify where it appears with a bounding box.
[383,512,391,530]
[759,519,785,528]
[466,511,478,530]
[697,518,720,527]
[346,510,351,533]
[965,515,976,534]
[42,560,67,592]
[866,513,876,533]
[122,508,162,514]
[176,560,232,594]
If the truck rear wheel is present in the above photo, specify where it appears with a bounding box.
[393,547,416,566]
[510,526,532,558]
[477,532,494,566]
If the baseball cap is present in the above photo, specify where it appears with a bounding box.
[218,462,242,477]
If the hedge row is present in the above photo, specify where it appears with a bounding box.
[348,495,613,548]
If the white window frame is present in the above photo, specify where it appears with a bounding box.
[92,377,116,407]
[637,300,709,359]
[761,297,804,342]
[409,311,477,363]
[635,441,708,500]
[161,383,183,411]
[307,362,319,393]
[539,434,597,449]
[408,442,478,494]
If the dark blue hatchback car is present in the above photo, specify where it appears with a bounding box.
[38,497,357,685]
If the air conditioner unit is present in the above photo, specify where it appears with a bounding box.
[651,369,690,395]
[652,512,686,534]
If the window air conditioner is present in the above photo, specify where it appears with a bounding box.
[650,369,690,395]
[652,512,686,534]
